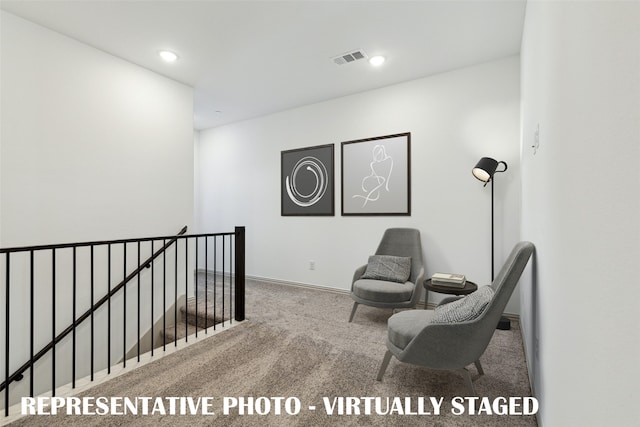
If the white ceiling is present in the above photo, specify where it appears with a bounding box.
[1,0,527,130]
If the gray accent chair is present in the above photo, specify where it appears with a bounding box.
[376,241,534,395]
[348,228,425,322]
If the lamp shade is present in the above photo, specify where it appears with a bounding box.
[472,157,500,183]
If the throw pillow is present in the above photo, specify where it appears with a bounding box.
[360,255,411,283]
[430,285,495,324]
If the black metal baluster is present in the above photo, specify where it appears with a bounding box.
[72,247,76,388]
[151,240,154,356]
[107,244,111,374]
[163,239,166,351]
[185,238,188,342]
[213,237,217,330]
[222,237,226,327]
[195,237,198,338]
[52,249,56,396]
[29,250,34,397]
[123,243,126,367]
[91,245,94,380]
[174,238,178,346]
[205,237,208,333]
[4,253,10,416]
[137,241,141,362]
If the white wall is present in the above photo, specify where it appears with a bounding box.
[0,11,194,246]
[520,2,640,425]
[196,57,522,312]
[0,11,194,405]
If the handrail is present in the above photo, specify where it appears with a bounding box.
[0,226,187,393]
[0,227,248,254]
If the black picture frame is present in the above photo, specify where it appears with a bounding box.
[341,132,411,216]
[281,144,335,216]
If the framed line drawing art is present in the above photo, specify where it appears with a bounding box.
[281,144,335,216]
[341,132,411,216]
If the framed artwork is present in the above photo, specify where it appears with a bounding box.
[281,144,335,216]
[341,132,411,216]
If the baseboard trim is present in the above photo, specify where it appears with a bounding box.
[248,274,352,296]
[194,270,351,296]
[501,312,520,322]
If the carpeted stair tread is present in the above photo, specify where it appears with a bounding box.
[161,321,200,343]
[159,299,231,346]
[181,298,230,327]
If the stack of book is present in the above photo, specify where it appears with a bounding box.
[431,273,466,288]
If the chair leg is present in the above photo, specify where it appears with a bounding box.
[376,350,393,381]
[460,368,476,396]
[348,302,359,322]
[459,362,483,396]
[474,360,484,377]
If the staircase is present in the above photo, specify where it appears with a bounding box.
[1,227,245,418]
[160,273,234,345]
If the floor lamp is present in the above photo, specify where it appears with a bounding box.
[472,157,511,330]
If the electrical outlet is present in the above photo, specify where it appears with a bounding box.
[309,260,316,270]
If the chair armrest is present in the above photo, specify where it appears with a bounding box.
[410,267,426,305]
[352,264,367,283]
[415,267,425,287]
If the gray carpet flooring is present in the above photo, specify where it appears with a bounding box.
[9,277,537,426]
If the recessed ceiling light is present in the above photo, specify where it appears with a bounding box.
[369,55,386,67]
[158,50,178,62]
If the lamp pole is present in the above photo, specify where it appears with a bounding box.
[491,160,507,281]
[491,178,495,281]
[472,157,508,329]
[491,161,508,330]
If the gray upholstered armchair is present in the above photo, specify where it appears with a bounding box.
[376,241,534,395]
[348,228,425,323]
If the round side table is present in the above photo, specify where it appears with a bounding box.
[423,278,478,309]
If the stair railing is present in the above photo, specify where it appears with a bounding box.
[0,226,246,417]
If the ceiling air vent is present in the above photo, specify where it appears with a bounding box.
[332,49,368,66]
